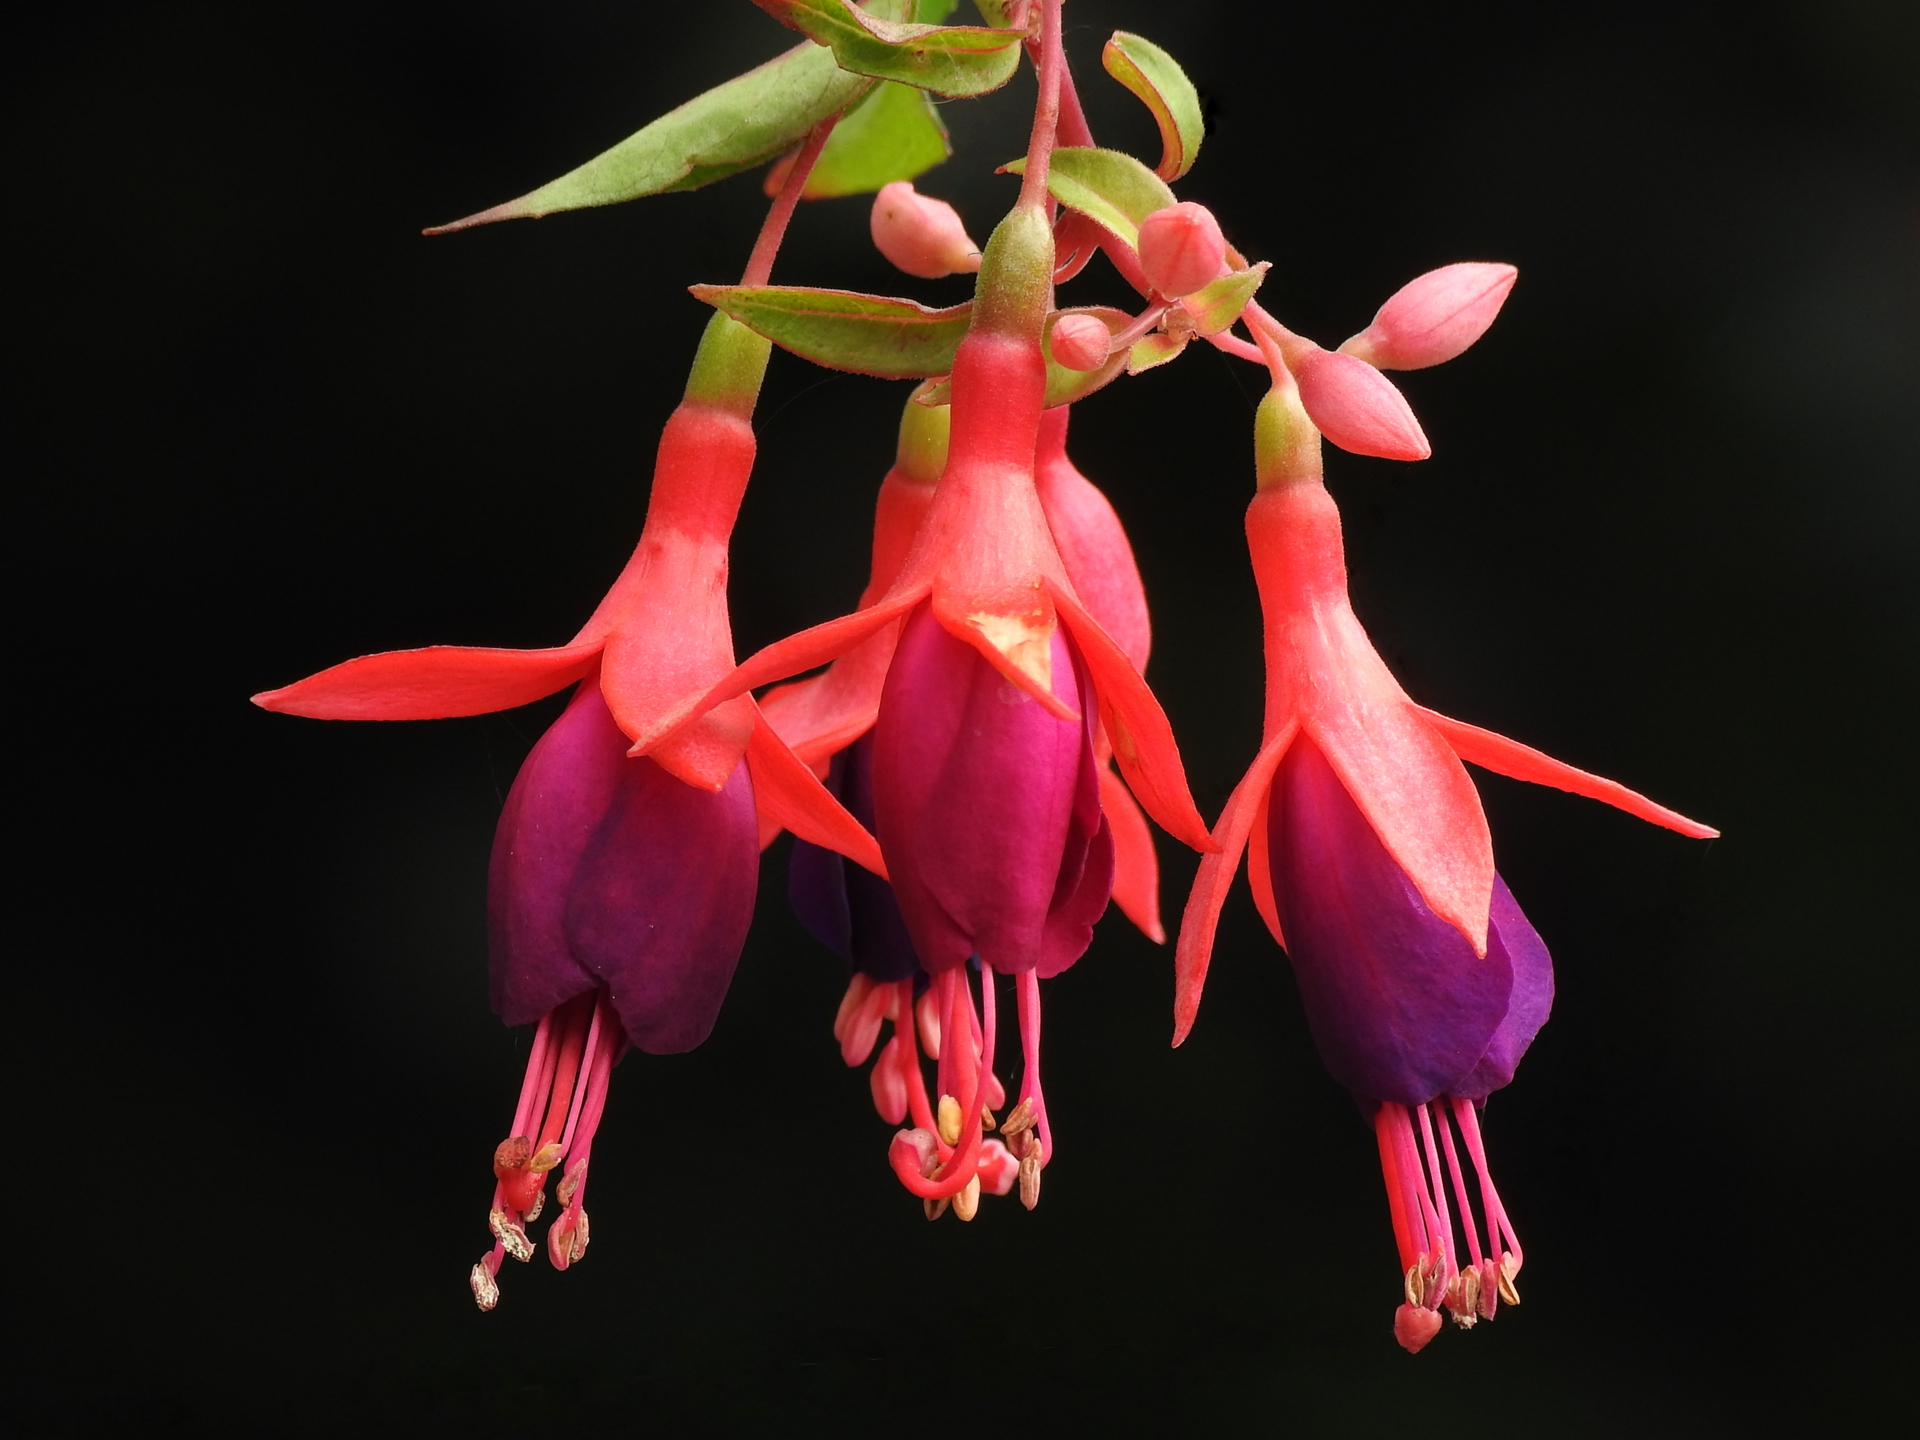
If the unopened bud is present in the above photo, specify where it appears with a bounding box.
[1393,1303,1444,1354]
[871,182,982,280]
[1136,202,1226,299]
[1291,347,1431,461]
[469,1262,500,1312]
[1340,262,1517,370]
[953,1174,982,1222]
[936,1094,964,1147]
[1048,313,1113,371]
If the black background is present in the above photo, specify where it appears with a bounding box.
[12,1,1917,1434]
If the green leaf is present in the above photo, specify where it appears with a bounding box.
[970,0,1020,25]
[691,284,971,379]
[1101,32,1204,182]
[1180,262,1268,336]
[1127,331,1188,374]
[426,41,875,232]
[804,80,952,198]
[1002,147,1175,249]
[753,0,1024,98]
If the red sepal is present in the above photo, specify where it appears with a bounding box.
[1418,707,1719,839]
[744,705,888,879]
[251,641,601,720]
[1099,763,1164,944]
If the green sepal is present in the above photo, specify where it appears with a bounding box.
[1127,331,1188,374]
[804,80,952,198]
[691,284,972,379]
[426,41,874,232]
[1002,147,1175,249]
[1101,33,1204,182]
[753,0,1024,98]
[919,305,1133,407]
[1181,262,1269,336]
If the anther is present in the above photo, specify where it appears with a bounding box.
[999,1096,1037,1137]
[937,1094,963,1146]
[469,1263,500,1312]
[953,1174,982,1222]
[1017,1147,1042,1210]
[522,1189,544,1224]
[488,1209,534,1263]
[1497,1253,1521,1306]
[924,1194,950,1221]
[981,1106,999,1132]
[1445,1267,1481,1329]
[557,1158,587,1208]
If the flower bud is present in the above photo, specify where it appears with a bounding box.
[1136,202,1226,299]
[1339,262,1517,370]
[869,181,982,280]
[1291,346,1432,462]
[1047,313,1113,371]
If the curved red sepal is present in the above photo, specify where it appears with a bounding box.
[630,585,930,759]
[251,641,602,720]
[1244,783,1285,947]
[757,611,903,770]
[1417,706,1719,839]
[1053,586,1214,854]
[745,705,888,880]
[1172,721,1296,1046]
[1099,763,1164,944]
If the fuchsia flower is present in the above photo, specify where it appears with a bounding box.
[635,15,1211,1211]
[1175,375,1716,1349]
[254,308,885,1306]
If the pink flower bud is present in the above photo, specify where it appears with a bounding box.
[1136,201,1225,299]
[1340,262,1517,370]
[1047,313,1113,371]
[1292,346,1432,461]
[869,181,982,280]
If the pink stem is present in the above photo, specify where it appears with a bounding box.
[1014,0,1065,214]
[740,115,839,288]
[508,1010,557,1140]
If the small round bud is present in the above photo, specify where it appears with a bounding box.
[870,182,982,279]
[1047,313,1113,371]
[1340,262,1518,370]
[1136,202,1226,299]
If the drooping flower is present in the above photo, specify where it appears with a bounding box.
[639,21,1211,1207]
[253,312,885,1306]
[1176,378,1716,1347]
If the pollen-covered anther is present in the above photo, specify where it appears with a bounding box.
[1497,1253,1522,1306]
[953,1174,982,1222]
[999,1096,1037,1137]
[489,1208,534,1263]
[522,1189,544,1224]
[556,1158,587,1209]
[1017,1146,1042,1210]
[937,1094,964,1147]
[547,1207,590,1267]
[1445,1267,1482,1329]
[470,1263,500,1312]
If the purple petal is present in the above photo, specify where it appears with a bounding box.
[788,736,923,983]
[872,604,1111,975]
[563,751,758,1054]
[1267,736,1518,1106]
[488,680,627,1027]
[1452,877,1554,1099]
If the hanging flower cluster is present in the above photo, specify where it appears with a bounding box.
[254,1,1714,1348]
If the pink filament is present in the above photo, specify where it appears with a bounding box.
[1016,970,1052,1165]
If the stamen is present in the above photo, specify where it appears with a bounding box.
[953,1173,982,1222]
[1015,970,1052,1169]
[488,1208,533,1263]
[469,1263,500,1312]
[937,1095,963,1147]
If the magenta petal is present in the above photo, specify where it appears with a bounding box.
[488,681,627,1028]
[1267,737,1530,1105]
[564,752,758,1054]
[873,604,1111,975]
[1453,877,1554,1099]
[789,736,924,984]
[488,678,760,1053]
